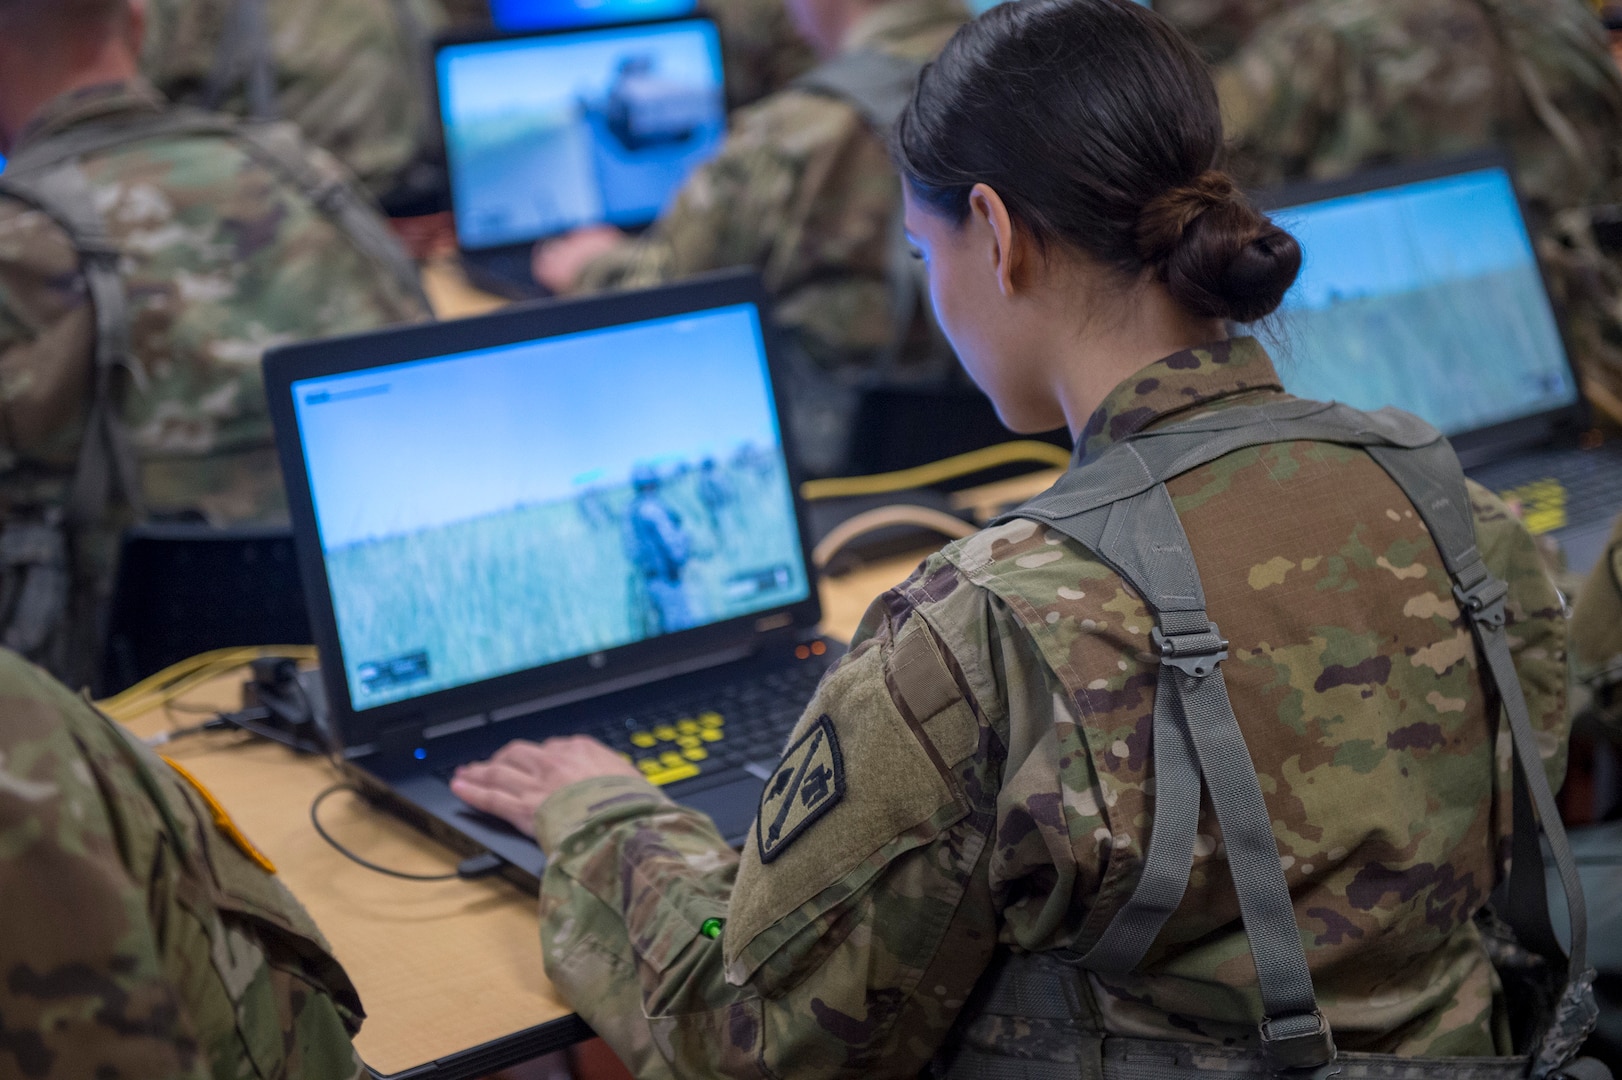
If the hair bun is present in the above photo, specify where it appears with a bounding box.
[1136,170,1302,324]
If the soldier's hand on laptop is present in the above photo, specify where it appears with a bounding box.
[450,736,642,835]
[532,226,629,293]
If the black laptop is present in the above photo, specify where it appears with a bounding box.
[434,17,728,297]
[264,272,840,886]
[1256,151,1622,577]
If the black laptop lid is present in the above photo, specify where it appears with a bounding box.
[264,272,822,753]
[435,17,727,255]
[1254,152,1586,468]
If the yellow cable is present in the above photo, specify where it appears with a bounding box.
[97,645,318,722]
[812,505,978,570]
[800,440,1071,501]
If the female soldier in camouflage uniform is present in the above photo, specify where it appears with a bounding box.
[451,2,1572,1074]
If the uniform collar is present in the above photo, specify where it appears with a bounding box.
[14,78,167,157]
[1074,336,1286,465]
[843,0,967,53]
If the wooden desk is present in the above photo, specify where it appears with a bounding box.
[422,258,508,322]
[119,551,935,1079]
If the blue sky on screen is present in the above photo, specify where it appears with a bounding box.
[294,305,781,549]
[1274,169,1535,310]
[439,21,720,124]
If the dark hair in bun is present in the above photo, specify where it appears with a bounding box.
[895,0,1302,324]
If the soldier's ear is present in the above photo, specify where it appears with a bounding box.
[968,183,1022,299]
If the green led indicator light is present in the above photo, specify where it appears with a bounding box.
[700,918,724,940]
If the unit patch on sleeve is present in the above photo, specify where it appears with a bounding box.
[757,714,845,863]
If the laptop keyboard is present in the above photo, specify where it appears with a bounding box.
[438,648,834,794]
[1473,445,1622,536]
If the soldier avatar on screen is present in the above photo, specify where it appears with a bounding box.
[623,464,697,635]
[697,456,734,541]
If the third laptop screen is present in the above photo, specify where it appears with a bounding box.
[439,19,726,251]
[291,304,811,712]
[1269,166,1579,436]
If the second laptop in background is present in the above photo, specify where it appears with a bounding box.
[435,17,728,297]
[1258,151,1622,576]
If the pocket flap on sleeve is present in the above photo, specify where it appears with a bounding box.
[722,629,969,989]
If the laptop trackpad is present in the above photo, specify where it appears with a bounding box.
[683,775,765,848]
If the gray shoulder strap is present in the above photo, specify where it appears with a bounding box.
[4,111,242,175]
[1029,482,1338,1073]
[0,166,147,526]
[204,0,277,121]
[1367,441,1597,1077]
[792,48,926,134]
[999,399,1596,1076]
[227,122,429,309]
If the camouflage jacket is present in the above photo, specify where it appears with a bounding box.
[702,0,817,110]
[1572,513,1622,674]
[140,0,449,198]
[1213,0,1622,400]
[0,647,365,1079]
[530,337,1569,1078]
[575,0,967,382]
[0,80,429,684]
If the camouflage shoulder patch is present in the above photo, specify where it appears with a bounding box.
[758,714,845,863]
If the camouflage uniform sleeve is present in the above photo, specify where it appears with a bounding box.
[0,198,94,470]
[1570,512,1622,673]
[535,553,1036,1077]
[0,650,366,1080]
[574,92,866,294]
[1467,480,1570,795]
[0,656,210,1079]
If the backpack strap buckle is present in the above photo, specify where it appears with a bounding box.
[1454,572,1510,631]
[1260,1010,1338,1074]
[1152,622,1229,678]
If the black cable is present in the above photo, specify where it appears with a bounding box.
[309,784,461,882]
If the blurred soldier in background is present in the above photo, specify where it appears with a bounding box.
[705,0,817,108]
[1175,0,1622,405]
[1153,0,1285,62]
[0,646,367,1079]
[139,0,449,207]
[623,465,696,634]
[0,0,430,688]
[1572,513,1622,732]
[533,0,970,476]
[697,457,732,539]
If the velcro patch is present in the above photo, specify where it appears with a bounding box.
[757,714,844,863]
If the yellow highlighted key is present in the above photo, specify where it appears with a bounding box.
[645,763,700,786]
[700,729,722,742]
[682,747,709,762]
[677,734,701,749]
[660,751,684,768]
[677,719,700,734]
[638,759,662,775]
[630,732,657,749]
[654,725,678,741]
[699,711,724,728]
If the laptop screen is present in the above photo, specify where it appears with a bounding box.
[1269,166,1579,436]
[290,303,811,712]
[490,0,697,32]
[438,19,726,251]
